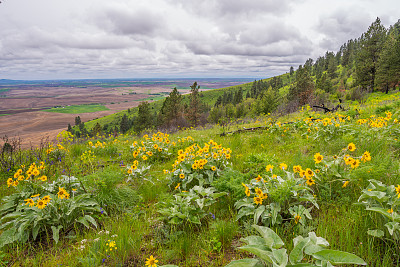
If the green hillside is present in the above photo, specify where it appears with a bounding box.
[1,91,400,265]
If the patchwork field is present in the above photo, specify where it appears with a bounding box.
[0,79,252,147]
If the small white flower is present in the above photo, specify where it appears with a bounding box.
[80,239,87,244]
[111,234,118,238]
[105,230,110,234]
[94,238,100,242]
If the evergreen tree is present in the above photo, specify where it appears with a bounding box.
[290,66,294,76]
[289,65,315,106]
[258,87,279,114]
[74,116,81,126]
[158,87,183,127]
[327,56,338,79]
[186,82,203,127]
[91,122,102,136]
[356,17,387,91]
[214,96,222,107]
[317,73,332,93]
[120,114,130,133]
[135,101,153,133]
[376,23,400,93]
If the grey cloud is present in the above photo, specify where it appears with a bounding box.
[169,0,293,18]
[92,6,165,36]
[316,8,372,49]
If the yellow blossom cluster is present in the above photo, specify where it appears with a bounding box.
[357,111,393,128]
[171,140,231,171]
[80,150,96,162]
[88,140,106,148]
[7,162,47,188]
[24,194,52,209]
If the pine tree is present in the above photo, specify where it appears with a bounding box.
[158,87,183,127]
[120,114,129,133]
[74,116,81,126]
[376,23,400,93]
[289,65,315,106]
[356,17,387,91]
[135,101,153,133]
[185,82,202,127]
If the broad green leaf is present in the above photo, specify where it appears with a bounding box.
[0,227,17,248]
[366,207,394,220]
[254,205,265,224]
[367,229,384,237]
[51,225,63,244]
[253,225,284,249]
[188,215,201,224]
[312,249,367,265]
[241,236,267,246]
[385,222,400,235]
[225,258,264,267]
[290,237,310,264]
[321,261,334,267]
[272,248,288,267]
[32,224,41,240]
[237,245,274,263]
[270,203,281,225]
[304,244,324,255]
[84,215,98,228]
[77,216,90,228]
[287,264,318,267]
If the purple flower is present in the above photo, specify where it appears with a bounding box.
[209,212,215,220]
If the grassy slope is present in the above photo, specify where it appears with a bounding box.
[81,74,289,131]
[45,104,110,114]
[3,91,400,266]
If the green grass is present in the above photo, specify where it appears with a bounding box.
[45,104,109,114]
[2,91,400,266]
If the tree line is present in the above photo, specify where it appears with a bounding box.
[70,17,400,137]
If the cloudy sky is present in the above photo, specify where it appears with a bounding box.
[0,0,399,80]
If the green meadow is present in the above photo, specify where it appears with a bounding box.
[1,91,400,266]
[45,104,110,114]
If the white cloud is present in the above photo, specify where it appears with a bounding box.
[0,0,399,79]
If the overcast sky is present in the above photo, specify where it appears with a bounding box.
[0,0,399,80]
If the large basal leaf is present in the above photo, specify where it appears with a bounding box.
[238,245,274,263]
[272,248,288,267]
[241,235,267,246]
[385,222,400,235]
[254,205,266,224]
[289,237,310,264]
[0,227,17,248]
[366,207,395,220]
[252,225,284,250]
[367,229,384,237]
[224,258,264,267]
[51,225,63,244]
[287,264,318,267]
[312,249,367,265]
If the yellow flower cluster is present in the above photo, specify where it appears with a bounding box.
[24,194,51,209]
[171,140,231,171]
[357,112,393,128]
[88,140,106,148]
[57,187,70,199]
[7,162,47,187]
[242,182,268,205]
[106,240,117,252]
[131,132,172,160]
[80,150,96,162]
[293,165,316,186]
